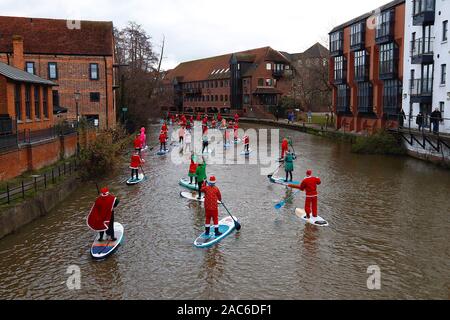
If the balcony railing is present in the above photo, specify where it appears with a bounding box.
[410,78,433,103]
[411,37,434,64]
[412,0,435,25]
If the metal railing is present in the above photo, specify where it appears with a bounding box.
[410,78,433,97]
[396,113,449,135]
[411,37,434,59]
[0,159,78,205]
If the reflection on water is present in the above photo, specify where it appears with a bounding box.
[0,123,449,300]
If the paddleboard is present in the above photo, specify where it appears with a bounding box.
[194,216,238,249]
[126,174,145,185]
[90,222,124,260]
[241,149,253,156]
[179,178,199,191]
[157,149,170,156]
[180,191,222,204]
[270,176,300,186]
[295,208,329,227]
[234,139,241,144]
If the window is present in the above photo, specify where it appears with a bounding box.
[441,64,447,85]
[354,50,369,81]
[357,82,373,113]
[334,56,346,82]
[90,92,100,102]
[444,20,448,42]
[413,0,435,16]
[215,95,218,102]
[330,31,343,54]
[52,90,60,108]
[336,85,350,113]
[439,102,445,114]
[225,95,228,102]
[266,63,272,70]
[379,42,396,77]
[48,62,58,80]
[265,79,273,86]
[26,62,35,75]
[15,84,22,121]
[220,95,224,102]
[350,22,365,49]
[43,87,48,118]
[258,78,264,86]
[34,87,41,119]
[410,69,415,89]
[383,80,402,115]
[25,85,31,120]
[90,63,99,80]
[376,10,394,42]
[243,95,250,104]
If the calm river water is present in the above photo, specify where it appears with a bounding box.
[0,122,449,300]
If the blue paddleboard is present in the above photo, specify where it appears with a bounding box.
[157,149,170,156]
[270,176,300,186]
[194,216,238,249]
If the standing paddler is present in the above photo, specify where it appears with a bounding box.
[201,176,223,237]
[288,170,321,220]
[188,152,198,185]
[195,160,207,200]
[87,187,120,242]
[130,150,145,181]
[284,151,294,182]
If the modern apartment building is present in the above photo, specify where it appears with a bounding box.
[402,0,449,133]
[329,0,406,134]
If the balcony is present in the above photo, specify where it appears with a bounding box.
[410,78,433,103]
[272,69,284,78]
[411,38,434,64]
[412,0,435,26]
[354,65,370,82]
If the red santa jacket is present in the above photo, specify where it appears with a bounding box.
[189,159,198,174]
[217,114,222,122]
[130,154,143,169]
[134,137,142,149]
[281,139,289,151]
[201,184,222,212]
[87,194,117,231]
[234,114,239,122]
[159,133,167,143]
[244,136,249,144]
[290,176,321,197]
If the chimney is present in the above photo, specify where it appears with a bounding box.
[12,35,24,70]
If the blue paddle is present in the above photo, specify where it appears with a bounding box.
[274,190,301,210]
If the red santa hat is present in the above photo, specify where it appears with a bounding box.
[306,170,313,177]
[100,187,110,196]
[208,176,217,185]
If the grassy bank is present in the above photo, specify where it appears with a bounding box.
[351,131,406,155]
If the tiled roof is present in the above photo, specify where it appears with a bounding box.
[166,47,291,83]
[0,61,55,85]
[0,16,114,56]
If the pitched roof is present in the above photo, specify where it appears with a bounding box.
[0,61,55,85]
[329,0,405,34]
[166,47,291,83]
[301,43,329,58]
[0,16,113,56]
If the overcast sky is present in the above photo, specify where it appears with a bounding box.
[1,0,391,70]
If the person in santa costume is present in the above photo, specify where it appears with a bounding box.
[288,170,321,219]
[224,128,231,146]
[139,127,147,149]
[201,176,223,237]
[188,152,198,184]
[234,113,240,124]
[243,135,250,152]
[196,113,201,122]
[281,137,289,159]
[130,150,145,181]
[134,133,142,154]
[87,187,120,242]
[159,130,167,152]
[217,113,223,123]
[233,123,239,142]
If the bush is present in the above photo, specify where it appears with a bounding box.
[351,131,406,155]
[78,126,132,180]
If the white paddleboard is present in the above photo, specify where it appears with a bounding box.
[157,149,170,156]
[180,191,222,204]
[126,174,145,185]
[194,216,238,249]
[90,222,125,260]
[241,149,253,156]
[295,208,329,227]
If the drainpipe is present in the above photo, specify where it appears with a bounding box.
[104,56,109,129]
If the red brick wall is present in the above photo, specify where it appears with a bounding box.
[0,76,6,114]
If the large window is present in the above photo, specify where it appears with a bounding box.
[330,31,343,54]
[334,56,346,83]
[413,0,435,16]
[441,64,447,85]
[48,62,58,80]
[89,63,99,80]
[379,42,396,77]
[357,82,373,113]
[15,84,22,121]
[34,87,41,119]
[376,10,394,42]
[25,85,31,120]
[336,85,350,113]
[350,22,365,49]
[52,90,60,108]
[354,50,369,81]
[383,80,402,115]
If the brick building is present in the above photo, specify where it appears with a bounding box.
[0,16,117,129]
[164,47,293,118]
[329,0,406,133]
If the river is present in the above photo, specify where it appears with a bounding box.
[0,122,449,300]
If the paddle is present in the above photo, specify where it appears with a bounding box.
[139,165,147,178]
[268,163,283,179]
[221,202,242,231]
[274,190,301,210]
